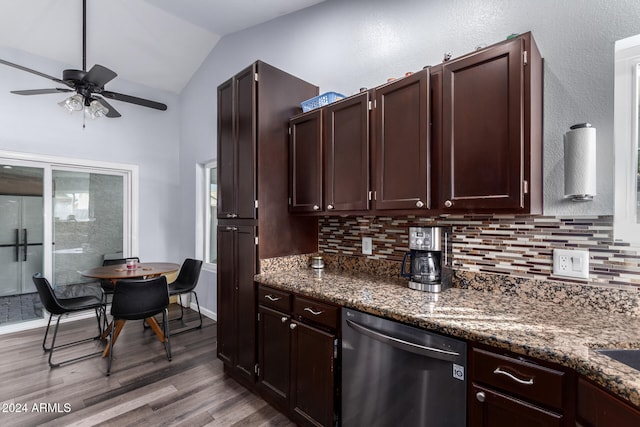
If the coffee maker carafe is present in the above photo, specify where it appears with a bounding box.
[401,226,449,292]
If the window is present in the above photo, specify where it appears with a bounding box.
[614,34,640,242]
[205,161,218,264]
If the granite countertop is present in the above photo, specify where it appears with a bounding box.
[254,267,640,408]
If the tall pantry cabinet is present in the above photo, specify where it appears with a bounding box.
[216,61,319,385]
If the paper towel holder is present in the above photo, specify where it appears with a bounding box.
[564,123,596,202]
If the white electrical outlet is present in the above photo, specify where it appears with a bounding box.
[362,237,372,255]
[553,249,589,279]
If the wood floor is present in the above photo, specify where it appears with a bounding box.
[0,305,295,427]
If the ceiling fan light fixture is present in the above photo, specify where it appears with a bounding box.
[84,99,109,119]
[58,94,84,113]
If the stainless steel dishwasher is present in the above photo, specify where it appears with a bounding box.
[342,308,467,427]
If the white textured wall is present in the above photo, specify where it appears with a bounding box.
[0,48,182,265]
[179,0,640,313]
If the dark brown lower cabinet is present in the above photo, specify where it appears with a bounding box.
[470,383,564,426]
[257,285,339,427]
[291,320,336,426]
[468,344,574,427]
[216,225,257,385]
[577,377,640,427]
[258,304,291,409]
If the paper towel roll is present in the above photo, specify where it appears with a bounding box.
[564,124,596,201]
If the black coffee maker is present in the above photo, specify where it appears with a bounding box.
[401,226,450,292]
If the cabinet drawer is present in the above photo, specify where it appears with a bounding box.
[471,347,567,410]
[258,286,291,313]
[293,296,338,330]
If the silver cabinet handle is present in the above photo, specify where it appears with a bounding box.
[289,323,297,330]
[225,226,238,231]
[444,200,453,208]
[327,204,334,210]
[281,316,287,323]
[476,391,486,402]
[304,307,323,316]
[313,205,320,211]
[265,295,281,302]
[493,367,534,385]
[416,200,424,208]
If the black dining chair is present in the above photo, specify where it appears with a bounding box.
[107,276,171,375]
[32,273,106,368]
[100,257,140,302]
[168,258,203,333]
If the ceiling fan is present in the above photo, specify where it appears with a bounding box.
[0,0,167,120]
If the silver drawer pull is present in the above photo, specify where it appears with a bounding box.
[281,317,287,323]
[304,307,323,316]
[493,367,534,385]
[265,295,281,302]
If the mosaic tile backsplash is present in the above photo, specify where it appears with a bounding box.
[318,215,640,291]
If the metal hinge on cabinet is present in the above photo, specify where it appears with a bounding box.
[523,51,528,66]
[288,197,292,205]
[288,126,291,135]
[255,200,259,209]
[254,363,259,376]
[255,236,259,245]
[254,72,259,81]
[368,100,372,110]
[333,338,338,359]
[257,312,261,321]
[523,180,529,194]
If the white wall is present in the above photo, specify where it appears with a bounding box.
[0,47,182,264]
[179,0,640,314]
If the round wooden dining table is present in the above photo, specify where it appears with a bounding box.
[79,262,181,283]
[79,262,181,357]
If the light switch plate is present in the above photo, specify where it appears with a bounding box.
[362,237,372,255]
[553,249,589,279]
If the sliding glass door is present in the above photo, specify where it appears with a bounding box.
[0,153,135,328]
[52,170,126,297]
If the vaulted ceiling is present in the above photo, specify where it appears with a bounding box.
[0,0,326,94]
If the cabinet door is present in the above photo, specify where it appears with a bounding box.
[216,67,257,220]
[216,225,236,365]
[469,384,564,427]
[289,110,323,213]
[324,92,370,212]
[577,377,640,427]
[291,320,336,427]
[235,66,257,219]
[440,37,524,211]
[217,79,236,219]
[235,224,257,382]
[374,69,430,211]
[216,224,256,383]
[258,305,291,409]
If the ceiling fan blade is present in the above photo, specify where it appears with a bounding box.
[101,90,167,111]
[0,58,70,87]
[83,64,117,87]
[11,88,74,95]
[93,97,121,118]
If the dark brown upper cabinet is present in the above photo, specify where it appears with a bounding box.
[217,65,258,220]
[289,109,323,213]
[324,91,370,212]
[373,69,431,211]
[434,32,542,213]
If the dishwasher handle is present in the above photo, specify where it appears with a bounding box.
[346,319,460,362]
